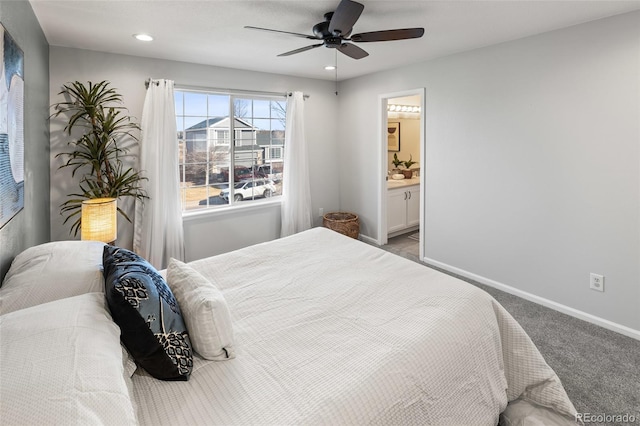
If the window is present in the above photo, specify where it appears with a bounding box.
[213,130,229,145]
[175,90,286,212]
[266,146,283,160]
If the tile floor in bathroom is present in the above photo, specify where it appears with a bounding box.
[383,230,420,261]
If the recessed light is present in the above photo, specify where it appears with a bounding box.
[324,65,336,71]
[133,34,153,42]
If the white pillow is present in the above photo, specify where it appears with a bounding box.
[0,240,105,315]
[121,344,138,378]
[167,258,235,360]
[0,292,137,425]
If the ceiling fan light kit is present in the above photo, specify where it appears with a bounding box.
[245,0,424,60]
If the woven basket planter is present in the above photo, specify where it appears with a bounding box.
[323,212,360,239]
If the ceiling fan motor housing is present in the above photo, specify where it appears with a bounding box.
[313,12,352,44]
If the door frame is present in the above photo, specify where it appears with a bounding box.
[377,88,426,260]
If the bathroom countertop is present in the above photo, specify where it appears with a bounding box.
[387,177,420,189]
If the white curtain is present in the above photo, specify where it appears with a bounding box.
[281,91,312,237]
[134,79,184,268]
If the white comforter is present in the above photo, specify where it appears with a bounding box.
[132,227,577,425]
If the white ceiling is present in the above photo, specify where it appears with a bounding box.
[29,0,640,81]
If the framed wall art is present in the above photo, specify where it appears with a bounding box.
[387,121,400,152]
[0,22,24,229]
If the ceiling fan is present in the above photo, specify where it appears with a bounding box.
[245,0,425,60]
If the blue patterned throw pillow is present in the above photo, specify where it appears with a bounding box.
[103,246,193,381]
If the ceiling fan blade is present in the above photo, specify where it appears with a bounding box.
[338,43,368,60]
[350,28,425,43]
[277,43,324,57]
[329,0,364,35]
[245,26,319,40]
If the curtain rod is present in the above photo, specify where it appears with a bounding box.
[145,79,309,99]
[144,78,159,88]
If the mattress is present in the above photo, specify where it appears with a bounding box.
[131,227,577,425]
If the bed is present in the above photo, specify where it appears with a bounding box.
[0,227,578,425]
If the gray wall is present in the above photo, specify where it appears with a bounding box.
[49,47,340,261]
[0,1,50,280]
[338,11,640,332]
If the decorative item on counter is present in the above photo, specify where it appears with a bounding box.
[392,173,405,180]
[391,153,402,174]
[401,155,418,179]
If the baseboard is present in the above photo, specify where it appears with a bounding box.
[423,256,640,341]
[388,225,419,239]
[358,234,379,245]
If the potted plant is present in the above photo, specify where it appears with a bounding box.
[401,155,417,178]
[391,153,403,173]
[52,80,147,236]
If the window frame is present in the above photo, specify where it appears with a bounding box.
[176,87,287,217]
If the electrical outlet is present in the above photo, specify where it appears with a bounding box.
[590,273,604,292]
[319,208,324,218]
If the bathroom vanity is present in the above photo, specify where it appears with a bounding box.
[387,178,420,236]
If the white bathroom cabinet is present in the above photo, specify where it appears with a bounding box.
[387,185,420,235]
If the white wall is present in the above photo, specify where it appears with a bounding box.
[49,47,340,261]
[337,11,640,332]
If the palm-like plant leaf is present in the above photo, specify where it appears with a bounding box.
[52,81,148,237]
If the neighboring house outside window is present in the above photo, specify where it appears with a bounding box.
[175,89,286,212]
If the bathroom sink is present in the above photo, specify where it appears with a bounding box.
[387,177,419,188]
[387,179,406,187]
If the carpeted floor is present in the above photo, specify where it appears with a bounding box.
[381,233,640,425]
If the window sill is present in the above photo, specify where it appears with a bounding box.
[182,198,282,222]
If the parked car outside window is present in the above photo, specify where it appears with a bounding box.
[219,179,276,202]
[221,166,253,182]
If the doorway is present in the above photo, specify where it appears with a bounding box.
[377,88,425,260]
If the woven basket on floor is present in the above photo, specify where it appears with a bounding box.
[323,212,360,239]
